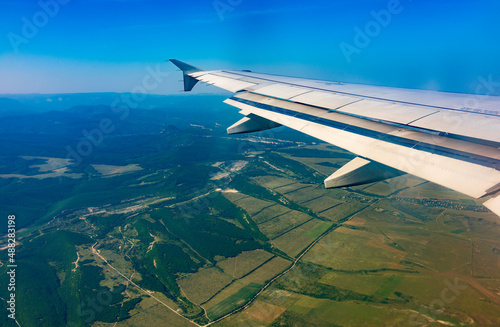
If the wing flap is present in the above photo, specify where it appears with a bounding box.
[336,99,439,125]
[195,73,257,92]
[290,91,362,110]
[226,92,500,200]
[250,84,312,99]
[410,111,500,144]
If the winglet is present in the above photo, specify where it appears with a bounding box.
[169,59,204,91]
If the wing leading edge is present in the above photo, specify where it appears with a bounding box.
[170,59,500,217]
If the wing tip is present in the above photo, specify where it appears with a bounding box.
[168,59,203,92]
[168,59,203,74]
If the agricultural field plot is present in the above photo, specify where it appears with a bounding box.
[206,283,263,320]
[273,182,313,195]
[360,175,426,197]
[177,267,234,305]
[250,176,299,190]
[344,216,367,227]
[397,181,468,200]
[394,273,500,326]
[241,257,292,285]
[217,269,500,327]
[258,210,313,239]
[300,195,343,214]
[363,198,431,220]
[229,195,275,216]
[400,233,474,273]
[216,250,274,279]
[357,214,479,273]
[303,300,413,326]
[319,201,369,222]
[361,181,401,197]
[303,222,334,239]
[301,227,407,271]
[279,185,326,204]
[252,204,291,224]
[220,191,248,203]
[272,219,328,257]
[202,279,261,319]
[236,300,287,325]
[204,257,292,320]
[322,187,352,201]
[320,273,401,297]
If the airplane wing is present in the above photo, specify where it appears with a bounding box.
[170,59,500,217]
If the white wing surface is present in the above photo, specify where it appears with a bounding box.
[170,59,500,217]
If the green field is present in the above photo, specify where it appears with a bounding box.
[207,283,263,320]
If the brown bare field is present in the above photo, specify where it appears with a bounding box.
[242,300,287,324]
[345,216,367,226]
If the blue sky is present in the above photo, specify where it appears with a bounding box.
[1,0,500,95]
